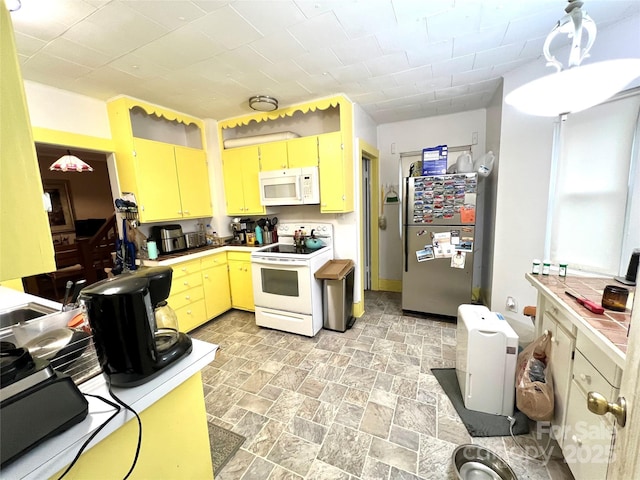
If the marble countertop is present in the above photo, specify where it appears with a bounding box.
[526,273,634,366]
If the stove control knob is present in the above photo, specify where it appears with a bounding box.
[280,225,288,232]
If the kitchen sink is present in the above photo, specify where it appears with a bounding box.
[0,302,59,330]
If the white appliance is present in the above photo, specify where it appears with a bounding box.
[455,304,519,416]
[258,167,320,206]
[251,223,333,336]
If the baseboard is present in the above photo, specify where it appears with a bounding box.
[378,279,402,293]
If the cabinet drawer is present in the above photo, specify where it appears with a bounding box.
[170,271,202,296]
[573,349,618,400]
[201,251,227,269]
[564,380,614,479]
[169,285,204,311]
[171,259,201,278]
[576,334,622,388]
[543,298,577,335]
[175,299,207,333]
[227,251,251,262]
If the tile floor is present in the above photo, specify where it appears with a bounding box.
[191,291,574,480]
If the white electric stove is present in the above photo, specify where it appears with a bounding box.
[251,223,333,336]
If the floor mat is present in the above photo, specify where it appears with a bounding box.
[208,421,246,474]
[431,368,529,437]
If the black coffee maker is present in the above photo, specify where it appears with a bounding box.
[78,267,192,387]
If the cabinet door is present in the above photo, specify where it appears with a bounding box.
[318,132,345,212]
[228,260,254,311]
[175,146,212,218]
[287,136,319,168]
[222,148,250,215]
[546,319,575,447]
[241,151,265,215]
[202,263,231,320]
[133,138,182,222]
[259,141,288,171]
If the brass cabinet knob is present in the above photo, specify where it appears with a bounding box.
[587,391,627,427]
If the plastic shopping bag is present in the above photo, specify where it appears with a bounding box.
[515,331,554,421]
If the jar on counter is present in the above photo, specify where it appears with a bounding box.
[602,285,629,312]
[542,260,551,275]
[559,263,568,277]
[532,259,541,275]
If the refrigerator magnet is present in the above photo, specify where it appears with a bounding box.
[451,251,466,269]
[456,241,473,252]
[461,206,475,223]
[416,246,435,262]
[451,230,460,244]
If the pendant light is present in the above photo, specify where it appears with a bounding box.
[249,95,278,112]
[505,0,640,117]
[49,150,94,172]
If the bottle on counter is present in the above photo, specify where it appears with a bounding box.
[532,259,541,275]
[255,225,263,245]
[559,263,568,277]
[542,260,551,275]
[205,224,215,246]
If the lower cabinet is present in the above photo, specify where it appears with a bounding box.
[540,298,576,448]
[537,294,622,477]
[227,251,254,311]
[201,251,231,320]
[164,250,253,331]
[168,258,206,333]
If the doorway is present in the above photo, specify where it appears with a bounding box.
[357,140,380,316]
[23,144,117,300]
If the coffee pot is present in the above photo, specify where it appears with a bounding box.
[78,266,192,387]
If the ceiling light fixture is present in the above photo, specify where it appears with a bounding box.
[249,95,278,112]
[49,150,94,172]
[6,0,21,12]
[505,0,640,117]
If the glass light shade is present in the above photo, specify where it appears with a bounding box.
[505,59,640,117]
[49,154,93,172]
[249,95,278,112]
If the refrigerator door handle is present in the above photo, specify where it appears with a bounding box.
[403,177,409,272]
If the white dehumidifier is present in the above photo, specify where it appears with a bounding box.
[456,304,519,416]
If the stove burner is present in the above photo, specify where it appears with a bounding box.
[260,244,325,255]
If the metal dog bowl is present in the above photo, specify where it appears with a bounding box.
[452,444,517,480]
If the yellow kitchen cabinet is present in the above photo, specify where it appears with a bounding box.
[167,259,207,333]
[52,373,213,480]
[221,147,265,216]
[107,97,211,223]
[201,251,231,320]
[257,140,288,171]
[318,131,353,213]
[227,251,254,311]
[1,4,55,281]
[131,138,182,221]
[287,136,319,168]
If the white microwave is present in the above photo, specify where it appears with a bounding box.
[258,167,320,206]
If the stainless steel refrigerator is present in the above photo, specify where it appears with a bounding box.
[402,173,478,317]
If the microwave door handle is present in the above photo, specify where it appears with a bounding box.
[296,175,302,200]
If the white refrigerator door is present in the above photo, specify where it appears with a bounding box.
[402,225,474,317]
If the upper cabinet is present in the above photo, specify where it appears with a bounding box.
[218,95,354,213]
[107,97,212,223]
[1,5,55,281]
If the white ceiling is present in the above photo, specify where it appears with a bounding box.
[10,0,640,124]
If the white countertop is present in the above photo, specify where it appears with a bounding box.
[0,288,218,480]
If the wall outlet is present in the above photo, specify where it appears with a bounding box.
[506,296,517,312]
[472,132,478,145]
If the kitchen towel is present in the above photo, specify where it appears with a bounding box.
[431,368,529,437]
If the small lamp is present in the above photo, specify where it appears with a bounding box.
[49,150,93,172]
[505,0,640,117]
[249,95,278,112]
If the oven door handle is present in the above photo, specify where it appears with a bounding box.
[251,257,309,267]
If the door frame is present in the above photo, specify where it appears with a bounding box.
[356,139,380,317]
